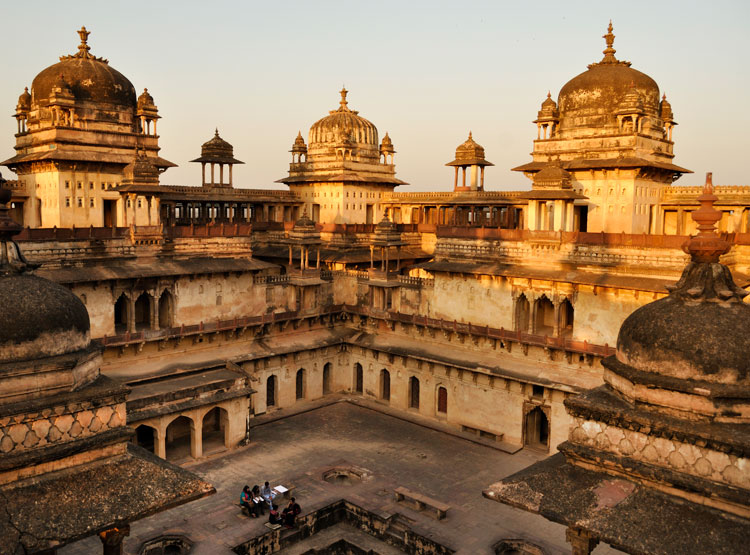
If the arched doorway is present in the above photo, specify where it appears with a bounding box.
[267,375,277,407]
[158,290,174,329]
[409,376,420,409]
[515,294,530,332]
[202,406,228,455]
[354,363,363,394]
[323,362,332,394]
[559,298,574,337]
[525,406,549,450]
[437,387,448,414]
[134,292,152,331]
[534,296,555,336]
[296,368,306,400]
[379,369,390,401]
[165,416,193,461]
[135,424,155,454]
[114,294,129,334]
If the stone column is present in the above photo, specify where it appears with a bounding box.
[127,296,136,333]
[553,300,561,337]
[554,200,565,231]
[190,417,202,459]
[566,202,575,231]
[150,295,158,330]
[229,164,233,186]
[99,525,130,555]
[565,527,599,555]
[219,164,224,186]
[155,425,166,459]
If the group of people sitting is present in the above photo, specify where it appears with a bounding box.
[240,481,301,528]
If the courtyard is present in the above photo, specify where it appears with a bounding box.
[60,400,621,554]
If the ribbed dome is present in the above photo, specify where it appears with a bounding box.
[557,23,660,137]
[16,87,31,111]
[31,27,136,108]
[309,88,378,147]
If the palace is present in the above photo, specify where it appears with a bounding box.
[1,23,748,555]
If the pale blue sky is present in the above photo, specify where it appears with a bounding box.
[2,0,748,191]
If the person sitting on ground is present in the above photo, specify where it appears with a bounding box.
[251,484,265,516]
[268,503,283,526]
[261,481,276,510]
[240,485,256,518]
[282,497,301,528]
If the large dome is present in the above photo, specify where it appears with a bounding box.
[309,88,378,147]
[556,24,661,138]
[30,27,136,108]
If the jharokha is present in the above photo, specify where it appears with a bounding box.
[1,23,748,555]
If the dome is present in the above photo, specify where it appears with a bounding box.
[190,129,244,165]
[557,23,660,137]
[0,185,90,363]
[137,88,156,110]
[660,94,674,122]
[380,132,394,154]
[16,87,31,112]
[291,131,307,154]
[308,88,379,147]
[30,27,136,108]
[614,175,750,388]
[0,275,90,363]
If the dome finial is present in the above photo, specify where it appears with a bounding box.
[339,87,349,110]
[601,20,618,63]
[682,172,731,264]
[468,131,473,140]
[60,26,108,63]
[215,128,219,136]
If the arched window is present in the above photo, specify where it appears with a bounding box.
[515,294,530,332]
[437,387,448,414]
[409,376,420,409]
[165,415,193,461]
[133,292,152,331]
[267,375,277,407]
[525,406,549,450]
[559,298,574,337]
[379,369,390,401]
[114,293,129,334]
[296,368,305,400]
[202,406,229,453]
[534,296,555,336]
[323,362,332,394]
[354,363,363,394]
[158,290,174,329]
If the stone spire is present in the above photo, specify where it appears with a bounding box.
[60,26,108,63]
[601,21,617,63]
[339,87,349,111]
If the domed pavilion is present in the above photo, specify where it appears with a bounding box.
[484,174,750,554]
[513,23,692,234]
[1,27,176,229]
[278,88,407,225]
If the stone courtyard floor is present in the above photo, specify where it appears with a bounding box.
[60,400,621,554]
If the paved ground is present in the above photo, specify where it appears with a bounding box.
[60,400,621,554]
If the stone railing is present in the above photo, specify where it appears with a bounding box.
[382,190,526,201]
[253,274,291,284]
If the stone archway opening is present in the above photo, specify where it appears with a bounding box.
[296,368,306,400]
[135,424,155,454]
[323,362,332,395]
[409,376,420,409]
[165,415,193,462]
[202,406,228,455]
[267,375,277,407]
[534,296,555,336]
[354,363,363,394]
[134,292,152,331]
[515,294,530,332]
[437,386,448,414]
[379,369,390,401]
[524,406,549,450]
[158,289,174,329]
[559,298,574,337]
[114,293,129,334]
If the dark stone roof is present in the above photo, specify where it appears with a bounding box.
[0,274,89,361]
[35,256,277,284]
[512,157,691,175]
[31,57,136,107]
[484,453,750,555]
[0,443,214,554]
[617,261,750,386]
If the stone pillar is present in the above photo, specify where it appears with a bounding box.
[470,164,479,190]
[210,163,215,186]
[565,527,599,555]
[201,163,206,186]
[190,417,202,459]
[219,164,224,186]
[566,202,575,232]
[128,296,136,333]
[155,425,166,459]
[99,525,130,555]
[554,200,565,231]
[527,200,537,231]
[229,164,233,186]
[453,167,458,190]
[676,207,684,235]
[150,295,159,330]
[553,300,561,337]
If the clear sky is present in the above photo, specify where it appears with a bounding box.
[2,0,748,191]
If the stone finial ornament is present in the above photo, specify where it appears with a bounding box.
[682,172,731,263]
[60,26,108,63]
[589,21,631,68]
